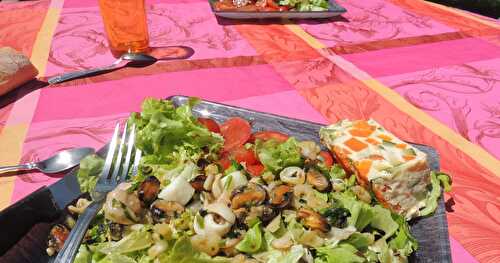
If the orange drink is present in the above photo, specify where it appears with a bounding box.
[98,0,150,57]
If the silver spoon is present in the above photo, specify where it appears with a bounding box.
[47,53,157,85]
[0,147,95,174]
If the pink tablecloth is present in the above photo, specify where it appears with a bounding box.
[1,0,500,262]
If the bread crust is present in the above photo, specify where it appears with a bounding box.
[0,47,38,96]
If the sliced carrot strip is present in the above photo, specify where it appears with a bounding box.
[349,128,374,137]
[345,138,368,152]
[377,134,392,141]
[396,143,407,149]
[403,155,416,161]
[369,155,384,160]
[353,120,373,130]
[355,159,372,180]
[365,138,380,145]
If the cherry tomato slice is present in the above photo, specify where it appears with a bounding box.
[218,158,232,171]
[247,164,265,177]
[220,117,251,152]
[198,117,220,133]
[319,151,334,168]
[248,131,289,143]
[231,145,258,165]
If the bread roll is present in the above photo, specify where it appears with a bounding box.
[0,47,38,96]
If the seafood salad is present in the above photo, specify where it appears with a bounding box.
[214,0,331,12]
[47,98,451,263]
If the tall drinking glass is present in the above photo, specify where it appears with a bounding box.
[98,0,150,57]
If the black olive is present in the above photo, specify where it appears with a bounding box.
[109,223,123,241]
[202,146,210,154]
[261,206,278,224]
[199,209,208,217]
[322,207,350,229]
[151,207,164,223]
[226,230,240,239]
[197,158,210,169]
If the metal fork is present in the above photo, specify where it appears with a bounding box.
[55,123,141,263]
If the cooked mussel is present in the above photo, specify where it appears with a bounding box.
[297,208,330,233]
[190,175,207,192]
[150,199,184,223]
[298,140,321,160]
[46,224,70,256]
[269,184,293,209]
[306,169,331,192]
[138,176,161,205]
[279,167,306,185]
[230,183,267,210]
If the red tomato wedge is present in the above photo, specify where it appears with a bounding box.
[248,131,289,143]
[247,164,265,177]
[218,158,232,171]
[197,118,220,133]
[220,117,251,152]
[319,151,334,168]
[230,145,258,165]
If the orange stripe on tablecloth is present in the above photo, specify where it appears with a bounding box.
[0,1,62,210]
[30,7,62,77]
[234,23,322,63]
[0,124,30,210]
[284,24,500,176]
[387,0,500,35]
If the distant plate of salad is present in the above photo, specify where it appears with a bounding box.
[45,96,452,263]
[209,0,346,19]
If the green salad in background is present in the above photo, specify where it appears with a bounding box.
[47,98,451,263]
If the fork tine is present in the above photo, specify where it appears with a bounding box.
[110,122,128,185]
[131,149,142,178]
[99,124,120,182]
[118,125,136,182]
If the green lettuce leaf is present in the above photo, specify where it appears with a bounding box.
[99,253,137,263]
[329,164,347,179]
[437,172,452,192]
[369,238,408,263]
[158,236,228,263]
[388,214,418,257]
[257,244,305,263]
[316,244,365,263]
[420,171,452,217]
[345,232,375,251]
[332,192,374,231]
[279,0,329,11]
[74,245,92,263]
[369,206,399,240]
[256,137,303,173]
[99,225,153,254]
[236,222,263,254]
[128,97,223,166]
[77,154,104,193]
